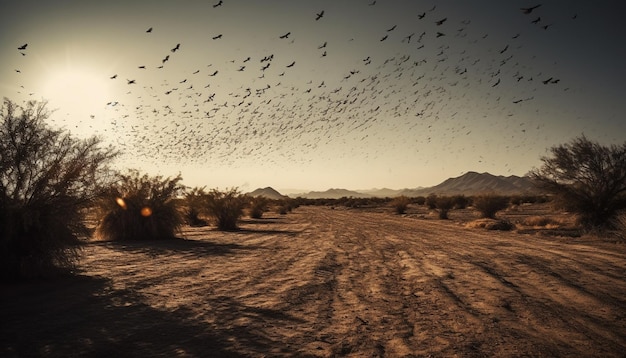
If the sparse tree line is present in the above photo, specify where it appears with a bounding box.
[1,98,625,281]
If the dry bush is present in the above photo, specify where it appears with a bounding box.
[249,196,269,219]
[0,99,117,281]
[435,196,455,219]
[611,212,626,241]
[530,135,626,229]
[466,218,514,231]
[204,187,247,230]
[94,170,184,241]
[183,187,209,226]
[522,216,559,228]
[425,194,438,210]
[452,195,470,209]
[472,194,510,219]
[390,195,411,214]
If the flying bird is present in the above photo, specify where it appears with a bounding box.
[380,34,388,41]
[316,10,324,20]
[435,18,447,25]
[212,34,223,40]
[279,32,291,39]
[418,12,425,19]
[110,74,117,79]
[17,44,27,50]
[436,32,445,38]
[521,4,541,14]
[213,0,223,7]
[286,61,295,68]
[531,17,541,24]
[162,55,169,63]
[387,25,397,32]
[171,43,180,52]
[127,79,136,84]
[146,27,153,33]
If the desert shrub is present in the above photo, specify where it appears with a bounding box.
[530,135,626,229]
[94,170,184,241]
[183,187,208,226]
[473,194,510,219]
[466,218,514,231]
[452,195,470,209]
[391,195,410,214]
[522,216,558,227]
[0,99,118,280]
[249,195,269,219]
[414,196,426,206]
[204,187,247,230]
[425,194,438,210]
[435,196,455,219]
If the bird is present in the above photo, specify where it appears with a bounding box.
[209,70,218,76]
[162,55,169,63]
[146,27,153,33]
[380,35,388,41]
[316,10,324,20]
[435,18,447,26]
[418,12,426,19]
[110,74,117,79]
[521,4,541,14]
[286,61,295,68]
[17,43,27,50]
[499,45,509,54]
[492,78,501,87]
[127,79,136,84]
[171,43,180,52]
[138,65,146,69]
[436,32,445,38]
[279,32,291,39]
[212,34,223,40]
[531,17,541,24]
[387,25,397,32]
[213,0,223,7]
[318,41,327,49]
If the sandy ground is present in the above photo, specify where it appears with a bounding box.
[2,205,626,357]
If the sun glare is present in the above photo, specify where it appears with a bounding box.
[40,67,111,119]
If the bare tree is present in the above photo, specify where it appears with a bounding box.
[530,135,626,229]
[0,98,118,280]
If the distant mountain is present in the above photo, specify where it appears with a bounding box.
[247,187,288,200]
[294,188,373,199]
[282,172,540,199]
[409,171,540,196]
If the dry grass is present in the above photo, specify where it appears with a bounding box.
[465,218,515,231]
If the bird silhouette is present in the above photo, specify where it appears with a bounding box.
[387,25,397,32]
[162,55,169,63]
[521,4,541,14]
[17,44,27,50]
[435,18,447,26]
[316,10,324,20]
[286,61,295,68]
[279,32,291,39]
[146,27,153,33]
[212,34,223,40]
[436,32,445,38]
[213,0,223,7]
[171,43,180,52]
[380,35,388,41]
[110,74,117,79]
[418,12,425,19]
[127,79,136,84]
[531,17,541,24]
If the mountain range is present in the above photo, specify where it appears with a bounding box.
[248,171,540,199]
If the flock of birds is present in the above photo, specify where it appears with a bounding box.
[10,1,577,177]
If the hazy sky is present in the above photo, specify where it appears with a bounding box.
[2,0,625,192]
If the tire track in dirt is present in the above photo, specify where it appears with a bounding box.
[291,206,626,357]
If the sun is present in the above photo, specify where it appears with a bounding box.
[40,66,112,121]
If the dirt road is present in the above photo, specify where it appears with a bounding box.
[2,206,625,357]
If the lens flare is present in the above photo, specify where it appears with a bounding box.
[141,206,153,217]
[116,197,127,210]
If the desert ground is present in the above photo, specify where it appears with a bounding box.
[2,203,626,357]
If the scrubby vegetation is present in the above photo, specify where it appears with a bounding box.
[530,135,626,229]
[249,195,269,219]
[472,194,510,219]
[390,195,411,214]
[0,99,117,280]
[94,170,184,241]
[182,187,209,226]
[434,196,455,219]
[203,187,247,230]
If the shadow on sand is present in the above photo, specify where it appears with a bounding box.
[1,272,304,357]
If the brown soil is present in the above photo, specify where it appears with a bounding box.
[2,205,626,357]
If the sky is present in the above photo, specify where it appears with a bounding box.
[1,0,625,193]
